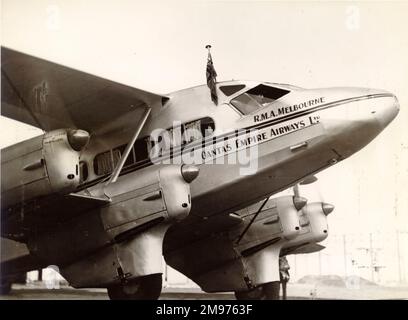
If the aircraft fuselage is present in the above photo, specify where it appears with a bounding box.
[144,82,399,218]
[2,81,399,222]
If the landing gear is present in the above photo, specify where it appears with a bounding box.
[107,273,162,300]
[0,281,12,295]
[234,281,280,300]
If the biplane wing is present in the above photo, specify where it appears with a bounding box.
[1,46,168,134]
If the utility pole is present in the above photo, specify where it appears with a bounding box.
[343,234,347,277]
[294,254,298,280]
[318,251,322,276]
[396,230,402,283]
[369,233,374,282]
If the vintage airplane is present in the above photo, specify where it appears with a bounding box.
[0,46,399,299]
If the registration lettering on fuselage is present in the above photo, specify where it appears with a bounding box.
[253,97,325,123]
[154,113,321,165]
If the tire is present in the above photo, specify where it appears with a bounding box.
[262,281,280,300]
[235,281,280,300]
[107,273,162,300]
[234,286,264,300]
[0,282,12,295]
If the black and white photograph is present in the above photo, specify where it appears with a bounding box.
[1,0,407,305]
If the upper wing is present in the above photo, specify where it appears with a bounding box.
[1,46,169,133]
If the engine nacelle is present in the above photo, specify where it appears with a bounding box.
[283,201,334,254]
[169,195,306,293]
[31,164,198,288]
[227,195,305,252]
[300,202,332,243]
[1,128,89,209]
[43,129,83,192]
[276,195,303,240]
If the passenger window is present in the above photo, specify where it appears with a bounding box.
[200,117,215,137]
[117,144,135,167]
[184,120,203,143]
[134,139,149,162]
[184,117,215,143]
[93,117,216,175]
[94,150,113,175]
[168,124,184,147]
[112,149,121,168]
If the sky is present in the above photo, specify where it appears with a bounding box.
[1,0,408,237]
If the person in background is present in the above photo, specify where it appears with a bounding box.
[279,256,290,300]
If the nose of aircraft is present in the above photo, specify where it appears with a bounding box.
[374,94,400,129]
[326,89,400,159]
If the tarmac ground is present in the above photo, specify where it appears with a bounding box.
[1,285,234,300]
[1,283,407,300]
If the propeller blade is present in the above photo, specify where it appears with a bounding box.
[293,184,300,197]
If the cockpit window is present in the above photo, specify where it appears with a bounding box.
[219,84,246,96]
[230,84,290,115]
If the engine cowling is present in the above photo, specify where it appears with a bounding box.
[282,201,334,254]
[52,164,199,288]
[176,195,306,292]
[300,202,333,242]
[43,129,89,193]
[1,128,89,209]
[276,195,304,240]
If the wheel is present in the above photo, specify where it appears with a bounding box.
[0,282,12,295]
[235,281,280,300]
[107,273,162,300]
[234,286,264,300]
[262,281,280,300]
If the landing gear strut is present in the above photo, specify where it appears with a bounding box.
[107,273,162,300]
[235,256,291,300]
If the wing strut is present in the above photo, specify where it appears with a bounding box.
[235,197,270,245]
[105,106,151,185]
